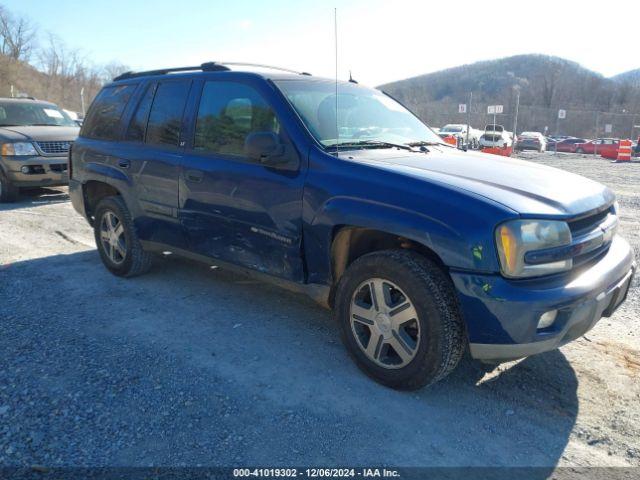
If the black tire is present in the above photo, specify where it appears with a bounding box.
[93,195,152,277]
[576,148,584,154]
[0,172,18,202]
[334,249,466,390]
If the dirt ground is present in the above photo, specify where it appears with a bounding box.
[0,151,638,470]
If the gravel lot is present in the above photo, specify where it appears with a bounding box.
[0,152,638,470]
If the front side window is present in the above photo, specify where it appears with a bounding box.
[194,81,280,156]
[82,84,137,140]
[145,80,191,147]
[275,79,442,150]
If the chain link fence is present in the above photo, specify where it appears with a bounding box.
[412,101,640,140]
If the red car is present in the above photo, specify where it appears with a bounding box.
[553,137,588,153]
[575,138,619,155]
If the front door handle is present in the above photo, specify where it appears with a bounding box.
[185,169,203,183]
[118,159,131,169]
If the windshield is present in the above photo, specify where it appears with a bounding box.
[274,80,442,148]
[441,125,462,132]
[0,101,77,127]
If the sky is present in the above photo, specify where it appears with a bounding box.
[5,0,640,87]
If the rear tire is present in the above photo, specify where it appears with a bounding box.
[334,249,465,390]
[0,173,18,202]
[93,196,152,277]
[576,148,584,154]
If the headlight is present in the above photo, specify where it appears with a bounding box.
[1,142,38,156]
[496,219,572,278]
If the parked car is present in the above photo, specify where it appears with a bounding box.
[514,131,547,152]
[69,63,635,389]
[575,138,619,155]
[440,124,482,149]
[0,97,79,202]
[479,124,513,149]
[552,137,588,153]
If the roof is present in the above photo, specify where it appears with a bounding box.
[112,62,313,81]
[109,61,365,86]
[0,97,56,106]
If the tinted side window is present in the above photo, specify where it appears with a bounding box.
[194,81,279,156]
[145,80,191,147]
[126,83,156,142]
[82,84,136,140]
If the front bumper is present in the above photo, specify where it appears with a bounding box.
[2,155,68,187]
[451,235,635,361]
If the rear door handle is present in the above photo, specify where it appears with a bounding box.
[185,169,203,183]
[118,159,131,169]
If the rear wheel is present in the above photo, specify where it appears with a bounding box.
[93,196,152,277]
[0,173,18,202]
[334,250,465,390]
[576,147,584,154]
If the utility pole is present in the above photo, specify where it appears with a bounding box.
[10,85,14,98]
[80,88,86,116]
[466,91,472,146]
[512,87,520,138]
[594,112,600,156]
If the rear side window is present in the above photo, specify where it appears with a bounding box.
[145,80,191,147]
[126,83,156,142]
[194,81,280,157]
[82,84,136,140]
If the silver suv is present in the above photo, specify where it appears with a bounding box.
[0,97,79,202]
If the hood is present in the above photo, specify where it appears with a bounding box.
[345,147,614,217]
[0,126,80,142]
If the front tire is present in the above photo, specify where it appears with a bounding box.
[334,250,465,390]
[0,173,18,202]
[93,196,152,277]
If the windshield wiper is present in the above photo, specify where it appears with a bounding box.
[0,124,20,127]
[24,123,58,127]
[325,140,416,152]
[406,140,451,148]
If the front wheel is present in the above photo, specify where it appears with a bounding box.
[0,173,18,202]
[93,196,152,277]
[334,250,465,390]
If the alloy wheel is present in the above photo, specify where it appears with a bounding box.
[350,278,421,369]
[99,210,127,264]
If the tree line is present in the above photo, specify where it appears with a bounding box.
[0,4,128,114]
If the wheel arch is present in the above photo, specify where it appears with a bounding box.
[328,225,448,307]
[83,180,123,222]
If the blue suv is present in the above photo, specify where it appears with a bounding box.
[69,63,635,389]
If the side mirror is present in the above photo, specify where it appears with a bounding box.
[244,131,287,166]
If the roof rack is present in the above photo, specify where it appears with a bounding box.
[113,62,312,81]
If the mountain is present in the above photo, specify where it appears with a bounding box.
[612,69,640,87]
[379,55,640,138]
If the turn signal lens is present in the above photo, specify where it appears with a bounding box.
[1,143,14,156]
[499,225,517,272]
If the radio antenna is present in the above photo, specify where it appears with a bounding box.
[334,7,339,157]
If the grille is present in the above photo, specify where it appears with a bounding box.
[568,206,616,268]
[568,207,612,236]
[36,141,73,155]
[49,163,68,172]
